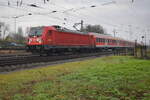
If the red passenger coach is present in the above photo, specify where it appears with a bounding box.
[90,33,119,48]
[89,32,135,48]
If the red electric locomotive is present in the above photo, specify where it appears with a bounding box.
[27,25,95,54]
[26,25,135,55]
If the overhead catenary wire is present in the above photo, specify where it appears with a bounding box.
[0,0,114,20]
[0,2,64,21]
[0,0,130,33]
[0,0,144,34]
[0,1,136,31]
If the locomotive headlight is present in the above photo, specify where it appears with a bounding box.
[28,39,32,43]
[36,38,42,43]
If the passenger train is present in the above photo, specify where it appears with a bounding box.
[26,25,135,55]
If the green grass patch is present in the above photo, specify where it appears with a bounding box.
[0,56,150,100]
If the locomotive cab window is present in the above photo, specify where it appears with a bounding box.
[29,27,43,37]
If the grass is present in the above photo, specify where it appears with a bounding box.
[0,56,150,100]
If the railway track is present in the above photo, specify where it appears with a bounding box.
[0,49,28,56]
[0,53,32,59]
[0,52,114,73]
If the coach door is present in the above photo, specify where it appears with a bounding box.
[90,35,95,48]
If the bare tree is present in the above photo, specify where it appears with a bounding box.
[18,27,23,36]
[83,24,106,34]
[0,22,4,39]
[0,22,10,40]
[3,24,10,39]
[15,27,25,43]
[25,27,30,36]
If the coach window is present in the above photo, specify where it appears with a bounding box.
[103,39,105,43]
[96,38,99,42]
[117,40,119,44]
[103,39,104,43]
[113,40,115,43]
[99,38,101,43]
[101,39,103,43]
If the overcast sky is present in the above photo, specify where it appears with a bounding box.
[0,0,150,44]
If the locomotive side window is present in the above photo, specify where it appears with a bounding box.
[48,30,52,35]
